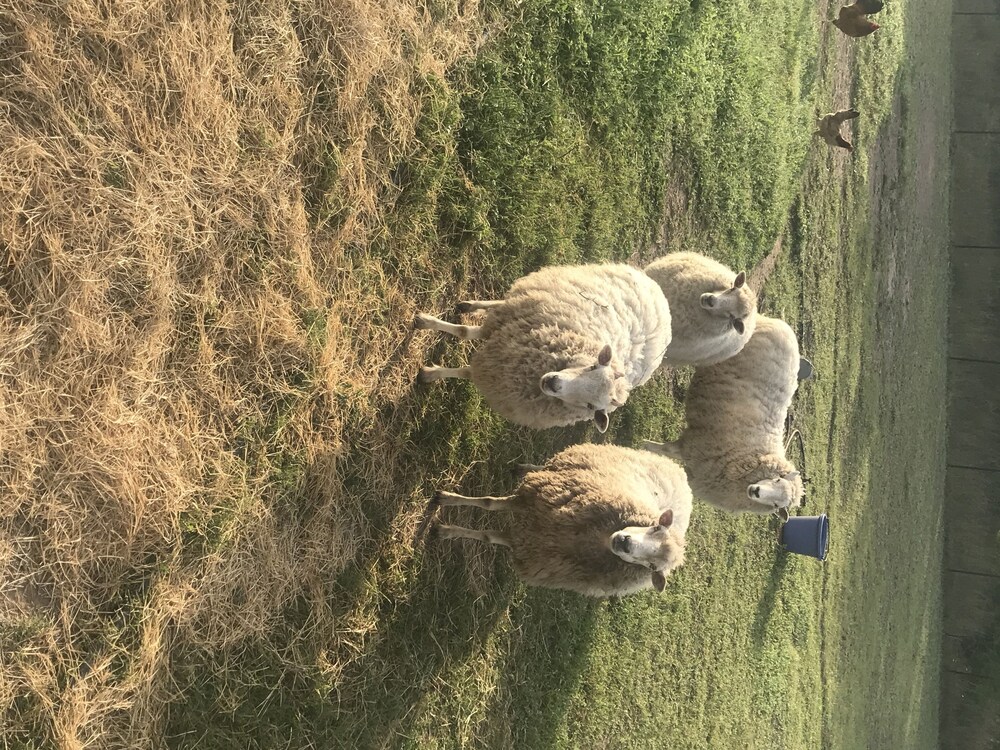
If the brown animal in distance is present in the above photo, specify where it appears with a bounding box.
[832,0,884,37]
[815,108,861,152]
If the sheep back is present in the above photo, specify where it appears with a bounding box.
[644,251,756,366]
[509,444,691,597]
[482,263,672,388]
[677,316,802,513]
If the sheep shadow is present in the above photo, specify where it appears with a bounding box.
[479,589,603,749]
[312,380,600,748]
[324,542,603,749]
[323,543,522,748]
[750,545,793,648]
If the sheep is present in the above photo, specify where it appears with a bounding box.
[641,315,805,519]
[642,251,757,367]
[432,443,692,597]
[414,263,671,432]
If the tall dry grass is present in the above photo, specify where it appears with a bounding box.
[0,0,487,745]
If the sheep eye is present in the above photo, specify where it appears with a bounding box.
[586,403,595,410]
[589,364,599,371]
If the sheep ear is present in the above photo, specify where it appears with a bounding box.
[651,570,667,592]
[734,271,746,288]
[598,344,613,366]
[593,410,610,433]
[776,507,790,522]
[732,319,745,335]
[658,509,674,528]
[783,471,800,482]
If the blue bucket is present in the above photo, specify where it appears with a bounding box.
[798,357,815,381]
[781,514,830,560]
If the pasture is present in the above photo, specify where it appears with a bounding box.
[0,0,949,747]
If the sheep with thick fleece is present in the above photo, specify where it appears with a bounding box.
[415,263,671,432]
[433,443,692,597]
[643,251,757,367]
[642,315,804,518]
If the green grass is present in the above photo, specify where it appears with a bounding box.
[451,0,817,273]
[163,0,950,746]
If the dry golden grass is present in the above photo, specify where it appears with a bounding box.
[0,0,489,745]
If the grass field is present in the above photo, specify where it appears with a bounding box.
[0,0,950,747]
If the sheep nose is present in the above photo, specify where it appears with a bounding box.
[542,375,559,393]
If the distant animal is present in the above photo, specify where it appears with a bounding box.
[643,252,757,367]
[832,0,883,37]
[642,315,806,519]
[432,443,692,597]
[815,109,860,151]
[414,263,671,432]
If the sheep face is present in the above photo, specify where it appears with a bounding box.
[699,272,756,334]
[539,344,629,433]
[609,509,684,591]
[747,471,804,518]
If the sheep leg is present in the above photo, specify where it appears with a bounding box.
[436,490,516,511]
[413,312,484,339]
[418,365,472,383]
[640,439,683,459]
[437,524,512,547]
[456,300,504,314]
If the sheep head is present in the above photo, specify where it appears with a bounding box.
[699,271,757,335]
[747,470,804,519]
[539,344,630,433]
[608,509,686,591]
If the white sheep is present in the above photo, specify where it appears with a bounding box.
[433,443,692,597]
[414,263,671,432]
[643,251,757,367]
[642,315,804,519]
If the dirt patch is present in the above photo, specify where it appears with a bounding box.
[867,88,913,334]
[815,11,861,184]
[747,233,786,294]
[637,160,710,266]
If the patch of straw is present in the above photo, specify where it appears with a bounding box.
[0,0,488,744]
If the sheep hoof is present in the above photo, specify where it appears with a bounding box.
[413,312,434,330]
[455,301,473,314]
[416,366,434,384]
